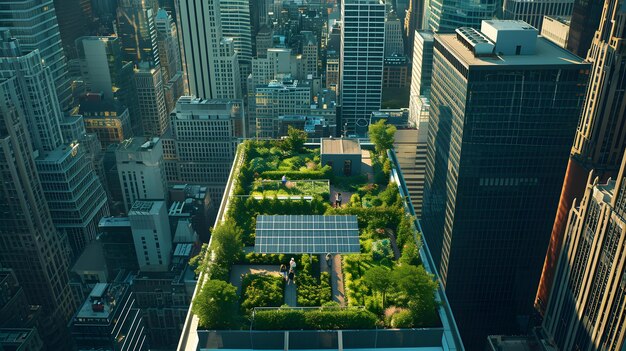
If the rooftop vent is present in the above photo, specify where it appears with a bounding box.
[456,27,495,56]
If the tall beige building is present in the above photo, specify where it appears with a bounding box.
[134,64,169,137]
[536,0,626,311]
[542,153,626,350]
[177,0,242,100]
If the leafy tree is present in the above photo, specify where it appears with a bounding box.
[210,221,243,267]
[362,266,393,308]
[399,240,420,266]
[392,264,439,326]
[283,126,307,153]
[368,120,397,155]
[193,280,239,329]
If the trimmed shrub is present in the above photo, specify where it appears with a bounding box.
[253,308,378,330]
[241,274,284,312]
[261,165,332,180]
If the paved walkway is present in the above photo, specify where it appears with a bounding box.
[320,254,346,306]
[329,187,353,209]
[285,279,297,306]
[229,265,281,295]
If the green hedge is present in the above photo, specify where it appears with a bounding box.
[253,308,378,330]
[261,165,333,180]
[297,272,332,307]
[241,274,284,312]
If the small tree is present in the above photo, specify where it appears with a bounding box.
[392,264,438,325]
[284,126,307,153]
[210,221,244,266]
[362,266,393,308]
[368,120,397,155]
[193,280,239,328]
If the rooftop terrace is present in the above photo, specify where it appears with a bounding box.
[178,132,463,350]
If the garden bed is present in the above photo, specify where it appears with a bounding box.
[250,179,330,198]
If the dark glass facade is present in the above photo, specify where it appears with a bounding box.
[422,37,590,349]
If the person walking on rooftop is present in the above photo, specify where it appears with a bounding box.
[290,257,296,271]
[287,268,295,285]
[335,193,342,208]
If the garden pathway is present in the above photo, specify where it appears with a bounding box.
[327,254,345,306]
[285,280,297,306]
[229,265,281,295]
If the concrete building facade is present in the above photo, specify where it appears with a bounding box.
[340,0,385,136]
[543,154,626,350]
[116,138,168,212]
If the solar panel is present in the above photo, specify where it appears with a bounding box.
[254,215,360,254]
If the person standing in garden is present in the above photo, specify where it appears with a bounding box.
[335,193,342,208]
[281,174,287,186]
[290,257,296,271]
[280,264,287,281]
[326,253,332,268]
[287,268,295,285]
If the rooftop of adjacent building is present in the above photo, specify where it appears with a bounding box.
[543,15,571,26]
[129,200,164,216]
[36,143,80,163]
[486,335,549,351]
[79,93,128,115]
[99,216,131,228]
[72,241,107,275]
[0,328,39,348]
[117,137,161,153]
[417,30,435,41]
[173,96,241,119]
[75,283,128,322]
[439,20,585,67]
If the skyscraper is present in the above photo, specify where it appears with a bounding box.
[129,201,172,272]
[35,143,109,256]
[162,97,242,204]
[340,0,385,136]
[53,0,93,59]
[116,137,168,212]
[75,36,134,101]
[421,20,589,348]
[501,0,574,31]
[116,0,160,67]
[404,0,425,56]
[0,32,64,152]
[385,11,405,57]
[155,9,182,82]
[428,0,497,32]
[542,153,626,350]
[219,0,253,90]
[134,63,169,137]
[0,0,72,108]
[177,0,242,100]
[0,76,74,349]
[566,0,604,57]
[535,0,626,314]
[1,32,110,262]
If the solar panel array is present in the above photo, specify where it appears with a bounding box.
[255,215,360,254]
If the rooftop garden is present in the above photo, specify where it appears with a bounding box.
[190,124,440,331]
